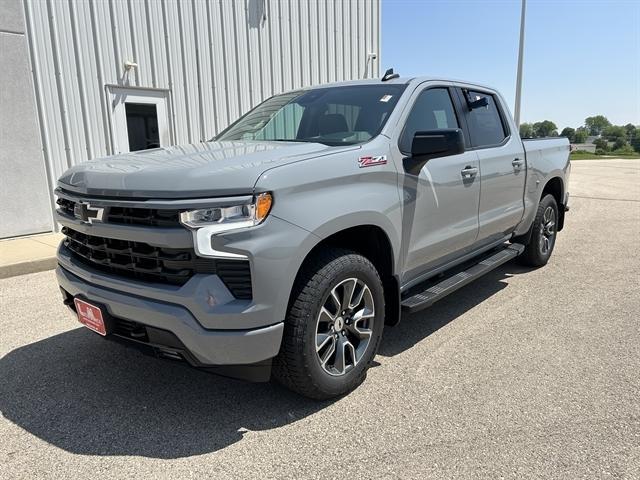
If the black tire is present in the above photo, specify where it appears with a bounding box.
[518,194,559,267]
[273,248,385,399]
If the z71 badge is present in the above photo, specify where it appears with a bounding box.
[358,155,387,168]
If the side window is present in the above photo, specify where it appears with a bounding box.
[464,90,508,147]
[399,88,459,153]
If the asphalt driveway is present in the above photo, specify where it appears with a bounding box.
[1,159,639,479]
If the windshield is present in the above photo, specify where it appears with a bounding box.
[215,84,407,146]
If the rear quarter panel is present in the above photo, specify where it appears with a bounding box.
[515,137,571,235]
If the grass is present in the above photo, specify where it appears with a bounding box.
[570,151,640,160]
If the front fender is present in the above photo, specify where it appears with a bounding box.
[255,137,403,276]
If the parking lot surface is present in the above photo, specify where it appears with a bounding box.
[1,159,639,479]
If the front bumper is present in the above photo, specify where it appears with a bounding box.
[57,264,283,367]
[53,191,319,374]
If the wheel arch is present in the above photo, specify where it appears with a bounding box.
[290,223,402,327]
[541,176,565,231]
[514,175,566,246]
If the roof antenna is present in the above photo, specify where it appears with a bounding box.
[381,68,399,82]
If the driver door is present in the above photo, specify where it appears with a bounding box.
[398,86,480,283]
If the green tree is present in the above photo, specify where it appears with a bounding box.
[585,115,611,136]
[624,123,636,137]
[533,120,558,138]
[593,137,609,151]
[519,123,534,138]
[630,127,640,153]
[560,127,575,142]
[574,127,588,143]
[613,138,628,151]
[613,143,635,155]
[603,125,627,143]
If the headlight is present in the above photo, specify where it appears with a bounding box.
[180,192,273,232]
[180,193,273,259]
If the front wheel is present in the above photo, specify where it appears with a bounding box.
[273,249,385,399]
[518,194,559,267]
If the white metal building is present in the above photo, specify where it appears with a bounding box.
[0,0,381,238]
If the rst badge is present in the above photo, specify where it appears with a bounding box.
[358,155,387,168]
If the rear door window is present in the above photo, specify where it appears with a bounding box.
[462,90,508,148]
[399,88,459,153]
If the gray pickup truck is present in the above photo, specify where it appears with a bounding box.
[55,74,570,399]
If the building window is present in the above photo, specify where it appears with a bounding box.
[107,86,170,154]
[125,103,160,151]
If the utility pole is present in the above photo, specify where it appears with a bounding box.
[514,0,526,128]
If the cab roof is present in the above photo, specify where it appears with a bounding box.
[305,76,497,93]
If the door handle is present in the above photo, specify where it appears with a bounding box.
[461,166,478,177]
[512,158,525,168]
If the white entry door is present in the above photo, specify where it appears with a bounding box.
[107,86,171,154]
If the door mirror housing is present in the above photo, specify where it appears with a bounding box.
[404,129,465,175]
[467,96,489,110]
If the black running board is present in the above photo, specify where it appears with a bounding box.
[401,243,524,313]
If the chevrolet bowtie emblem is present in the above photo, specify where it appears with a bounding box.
[73,202,104,224]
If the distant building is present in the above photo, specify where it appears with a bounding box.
[572,143,596,153]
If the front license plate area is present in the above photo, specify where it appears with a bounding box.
[74,298,111,336]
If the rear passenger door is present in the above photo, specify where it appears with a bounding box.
[398,86,480,282]
[456,88,525,243]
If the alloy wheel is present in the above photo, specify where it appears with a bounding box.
[539,206,556,255]
[315,278,375,376]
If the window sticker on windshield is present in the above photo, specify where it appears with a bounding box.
[379,95,393,103]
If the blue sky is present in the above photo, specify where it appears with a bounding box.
[381,0,640,130]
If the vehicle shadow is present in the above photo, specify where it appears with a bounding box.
[0,261,530,459]
[378,261,533,357]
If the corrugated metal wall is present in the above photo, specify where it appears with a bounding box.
[23,0,381,199]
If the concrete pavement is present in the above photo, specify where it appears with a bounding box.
[0,233,62,279]
[0,160,639,479]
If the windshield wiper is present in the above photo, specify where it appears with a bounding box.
[271,138,358,146]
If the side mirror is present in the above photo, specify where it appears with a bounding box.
[405,129,465,175]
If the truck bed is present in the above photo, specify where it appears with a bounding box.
[522,137,570,158]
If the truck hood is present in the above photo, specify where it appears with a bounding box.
[58,141,355,198]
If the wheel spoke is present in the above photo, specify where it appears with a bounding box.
[349,282,366,309]
[333,336,346,374]
[318,336,336,366]
[330,290,341,311]
[344,339,358,366]
[350,308,374,339]
[347,323,372,340]
[353,308,375,321]
[316,333,332,352]
[341,279,357,311]
[319,306,336,324]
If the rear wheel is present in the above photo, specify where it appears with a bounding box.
[273,249,385,399]
[518,194,558,267]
